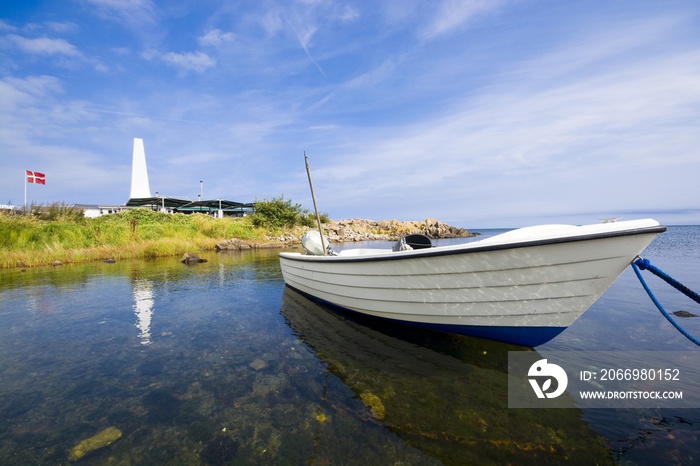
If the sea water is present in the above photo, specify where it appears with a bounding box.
[0,226,698,464]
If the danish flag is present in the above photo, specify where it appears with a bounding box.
[26,170,46,185]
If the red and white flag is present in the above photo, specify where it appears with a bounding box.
[26,170,46,185]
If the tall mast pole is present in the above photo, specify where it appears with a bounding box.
[304,152,326,256]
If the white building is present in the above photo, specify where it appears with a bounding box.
[75,138,254,217]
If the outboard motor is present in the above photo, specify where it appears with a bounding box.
[301,230,336,256]
[392,233,432,251]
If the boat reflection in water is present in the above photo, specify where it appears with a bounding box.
[281,287,611,465]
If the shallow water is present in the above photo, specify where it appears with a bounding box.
[0,226,699,464]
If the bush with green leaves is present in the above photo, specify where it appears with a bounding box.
[251,196,310,229]
[302,211,330,227]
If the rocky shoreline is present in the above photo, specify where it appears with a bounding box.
[216,218,476,251]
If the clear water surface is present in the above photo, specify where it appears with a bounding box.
[1,226,699,465]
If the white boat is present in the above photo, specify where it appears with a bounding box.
[279,218,666,346]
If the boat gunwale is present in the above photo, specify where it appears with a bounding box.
[279,224,667,263]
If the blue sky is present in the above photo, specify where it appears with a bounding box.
[1,0,699,228]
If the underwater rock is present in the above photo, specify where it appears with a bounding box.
[144,389,182,423]
[102,258,116,263]
[200,436,239,465]
[181,253,208,264]
[673,310,698,318]
[359,391,385,420]
[67,426,122,462]
[249,359,267,371]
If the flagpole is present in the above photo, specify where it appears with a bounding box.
[24,170,27,211]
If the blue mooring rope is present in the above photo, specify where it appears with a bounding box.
[631,258,700,346]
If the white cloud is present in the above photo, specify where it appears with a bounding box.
[300,15,700,224]
[256,1,363,77]
[421,0,508,40]
[160,51,216,73]
[83,0,156,29]
[342,59,398,90]
[44,21,79,33]
[2,75,64,99]
[260,8,285,36]
[198,29,235,48]
[7,34,81,56]
[339,5,360,22]
[0,19,18,32]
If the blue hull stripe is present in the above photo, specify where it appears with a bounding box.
[286,285,566,347]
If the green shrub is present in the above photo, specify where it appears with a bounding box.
[302,211,330,227]
[251,196,310,229]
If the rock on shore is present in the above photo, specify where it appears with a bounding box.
[216,219,474,251]
[260,218,474,245]
[319,218,474,242]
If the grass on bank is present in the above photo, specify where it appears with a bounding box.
[1,197,329,269]
[0,208,268,268]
